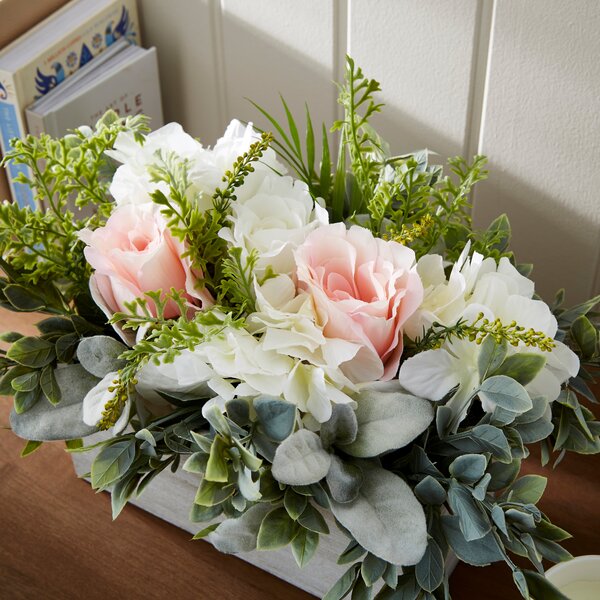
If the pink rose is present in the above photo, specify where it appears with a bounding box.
[79,203,213,327]
[295,223,423,382]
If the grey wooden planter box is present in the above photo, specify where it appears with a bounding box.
[71,434,457,598]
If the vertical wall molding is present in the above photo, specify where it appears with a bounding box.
[465,0,495,160]
[211,0,229,128]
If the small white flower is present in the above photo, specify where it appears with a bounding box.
[82,371,131,435]
[220,175,328,276]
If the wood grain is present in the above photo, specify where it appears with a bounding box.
[0,309,598,599]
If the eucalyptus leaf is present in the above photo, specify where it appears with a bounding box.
[415,537,444,593]
[91,439,136,490]
[9,365,99,440]
[491,353,547,386]
[523,569,569,600]
[447,480,490,541]
[254,395,296,441]
[449,454,487,484]
[323,564,360,600]
[414,476,446,505]
[330,466,427,566]
[361,553,387,587]
[441,515,503,566]
[76,335,127,378]
[271,429,331,486]
[208,503,271,553]
[506,475,547,504]
[340,389,433,457]
[479,375,532,413]
[478,335,508,380]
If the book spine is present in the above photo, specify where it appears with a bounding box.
[0,70,36,209]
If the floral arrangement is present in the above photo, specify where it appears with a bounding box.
[2,58,599,600]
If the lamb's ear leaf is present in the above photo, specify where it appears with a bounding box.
[326,455,363,503]
[320,403,358,448]
[329,466,427,566]
[207,503,271,553]
[254,395,296,442]
[340,390,433,457]
[10,364,99,441]
[271,429,331,486]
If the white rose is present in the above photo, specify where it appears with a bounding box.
[220,175,329,276]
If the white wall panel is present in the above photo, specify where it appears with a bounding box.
[138,0,225,144]
[473,1,600,303]
[220,0,339,152]
[348,0,487,159]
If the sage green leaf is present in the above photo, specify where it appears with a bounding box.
[76,335,127,378]
[472,473,492,501]
[414,476,446,505]
[415,537,444,593]
[14,387,42,413]
[271,429,331,486]
[225,397,250,426]
[491,353,547,386]
[323,564,360,600]
[202,403,231,436]
[487,458,521,491]
[9,365,99,441]
[256,507,298,550]
[441,515,503,566]
[382,563,398,590]
[39,366,61,405]
[514,396,549,425]
[111,473,139,519]
[361,553,387,587]
[478,375,532,413]
[447,480,490,541]
[91,439,136,490]
[291,528,319,568]
[491,505,508,535]
[533,538,573,563]
[515,415,554,444]
[449,454,487,484]
[330,466,427,566]
[351,577,372,600]
[478,335,508,380]
[445,425,512,463]
[254,395,296,441]
[571,315,598,359]
[506,475,547,504]
[523,570,569,600]
[338,540,366,564]
[194,479,234,507]
[192,523,220,539]
[284,488,308,520]
[326,455,363,503]
[341,389,433,458]
[297,502,329,534]
[209,503,271,553]
[320,403,358,448]
[7,336,55,368]
[205,435,229,483]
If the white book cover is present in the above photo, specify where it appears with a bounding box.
[0,0,139,208]
[26,46,164,138]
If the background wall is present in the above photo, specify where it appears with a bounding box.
[139,0,600,304]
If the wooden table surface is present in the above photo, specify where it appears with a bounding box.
[1,310,598,600]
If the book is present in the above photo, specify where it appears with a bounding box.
[0,0,140,208]
[0,0,71,50]
[26,42,163,138]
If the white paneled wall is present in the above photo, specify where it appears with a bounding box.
[139,0,600,303]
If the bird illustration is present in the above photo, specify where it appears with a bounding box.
[105,21,115,46]
[79,43,93,68]
[34,62,65,96]
[114,6,130,39]
[0,81,7,100]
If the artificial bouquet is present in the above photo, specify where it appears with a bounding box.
[1,58,599,600]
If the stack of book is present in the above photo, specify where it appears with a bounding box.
[0,0,163,208]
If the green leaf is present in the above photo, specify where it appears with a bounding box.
[11,370,40,392]
[479,375,532,413]
[445,425,512,463]
[533,538,572,563]
[340,388,433,458]
[361,553,387,587]
[523,570,569,600]
[21,439,43,457]
[14,386,43,413]
[189,503,222,523]
[320,403,358,448]
[447,480,490,541]
[192,523,220,540]
[352,576,372,600]
[10,364,98,441]
[506,475,547,504]
[323,564,360,600]
[254,395,296,442]
[319,124,332,195]
[91,440,136,490]
[3,284,46,311]
[491,505,508,535]
[271,429,331,486]
[330,466,427,566]
[338,540,366,565]
[305,103,316,175]
[571,315,598,359]
[478,335,508,379]
[291,527,319,568]
[414,476,446,505]
[284,488,308,520]
[0,365,32,395]
[194,479,234,507]
[415,537,444,593]
[111,473,139,519]
[297,502,329,534]
[232,438,262,471]
[205,435,229,483]
[55,333,79,363]
[225,397,250,426]
[39,366,61,405]
[256,507,298,550]
[326,455,363,503]
[7,336,56,368]
[491,354,547,386]
[76,335,127,378]
[209,503,271,553]
[449,454,487,484]
[441,515,503,566]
